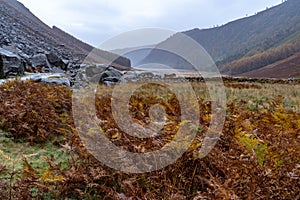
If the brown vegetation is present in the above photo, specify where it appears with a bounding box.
[0,80,299,199]
[0,81,72,143]
[221,40,300,76]
[240,52,300,78]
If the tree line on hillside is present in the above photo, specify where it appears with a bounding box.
[220,40,300,75]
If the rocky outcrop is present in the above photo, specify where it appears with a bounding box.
[0,48,24,78]
[27,52,67,73]
[0,0,131,66]
[73,64,126,87]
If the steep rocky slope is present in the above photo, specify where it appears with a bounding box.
[0,0,130,77]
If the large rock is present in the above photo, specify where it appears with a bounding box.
[28,73,71,86]
[72,65,126,87]
[0,48,24,78]
[46,52,66,70]
[29,53,52,72]
[29,53,68,73]
[85,64,107,77]
[99,66,124,86]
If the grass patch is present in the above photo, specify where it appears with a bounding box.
[0,130,72,176]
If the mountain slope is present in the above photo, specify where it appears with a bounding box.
[0,0,130,68]
[239,52,300,78]
[183,0,300,63]
[140,0,300,78]
[219,31,300,76]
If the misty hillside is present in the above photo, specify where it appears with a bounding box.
[0,0,130,68]
[141,0,300,78]
[184,0,300,62]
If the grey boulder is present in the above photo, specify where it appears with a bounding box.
[0,48,24,78]
[85,64,107,78]
[99,66,124,86]
[46,52,66,70]
[25,73,71,86]
[29,53,52,72]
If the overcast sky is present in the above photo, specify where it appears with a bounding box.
[18,0,283,47]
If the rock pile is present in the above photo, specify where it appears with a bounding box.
[0,0,131,86]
